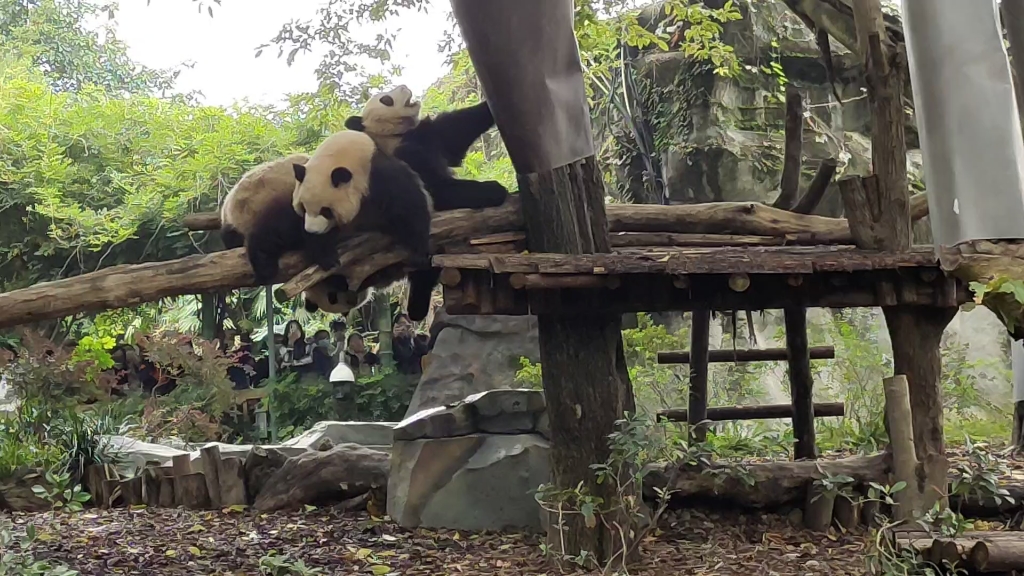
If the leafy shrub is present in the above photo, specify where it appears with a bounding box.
[0,331,116,410]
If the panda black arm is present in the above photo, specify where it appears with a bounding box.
[393,141,510,211]
[367,152,433,269]
[414,101,494,167]
[302,227,346,272]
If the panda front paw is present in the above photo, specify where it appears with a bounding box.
[482,180,510,206]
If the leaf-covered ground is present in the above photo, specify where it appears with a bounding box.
[7,507,874,575]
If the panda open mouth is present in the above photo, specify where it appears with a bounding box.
[405,96,418,107]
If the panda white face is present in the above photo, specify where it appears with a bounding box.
[363,85,421,135]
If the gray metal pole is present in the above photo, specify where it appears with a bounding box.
[265,285,277,442]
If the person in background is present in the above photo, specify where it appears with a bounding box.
[391,313,429,376]
[345,332,381,377]
[329,319,347,363]
[309,329,335,378]
[281,320,312,371]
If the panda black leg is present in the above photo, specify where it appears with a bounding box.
[430,179,509,211]
[221,226,245,249]
[427,101,496,166]
[248,251,279,285]
[406,268,440,322]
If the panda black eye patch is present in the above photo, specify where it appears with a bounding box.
[380,95,394,106]
[331,167,353,187]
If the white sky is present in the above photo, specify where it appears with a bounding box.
[112,0,454,107]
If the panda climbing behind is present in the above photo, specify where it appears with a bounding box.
[220,153,310,285]
[344,85,509,211]
[292,129,437,321]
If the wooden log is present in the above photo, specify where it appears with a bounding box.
[158,475,175,507]
[182,212,220,231]
[882,375,920,520]
[253,445,389,511]
[143,467,161,507]
[173,472,211,509]
[172,454,192,477]
[508,273,620,290]
[657,345,836,364]
[199,445,222,509]
[773,86,804,211]
[610,232,787,248]
[438,267,462,287]
[433,245,942,276]
[100,478,121,508]
[969,539,1024,572]
[657,401,844,423]
[688,309,711,443]
[119,476,144,506]
[217,456,248,507]
[844,1,952,512]
[515,156,636,562]
[244,446,289,502]
[833,494,861,532]
[804,482,835,532]
[792,159,838,215]
[274,200,524,302]
[82,464,110,505]
[785,306,817,460]
[182,192,932,237]
[645,453,891,509]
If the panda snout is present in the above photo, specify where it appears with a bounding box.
[303,213,333,234]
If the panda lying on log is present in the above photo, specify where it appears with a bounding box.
[219,89,508,322]
[296,88,512,320]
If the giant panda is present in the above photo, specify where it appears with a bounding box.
[219,153,310,285]
[344,85,510,211]
[291,129,438,321]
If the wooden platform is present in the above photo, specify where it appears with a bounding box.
[434,245,968,315]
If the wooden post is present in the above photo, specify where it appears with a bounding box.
[1002,0,1024,138]
[784,306,817,460]
[882,375,921,521]
[518,158,636,563]
[842,0,954,510]
[688,309,711,443]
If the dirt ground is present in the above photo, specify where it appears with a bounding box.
[7,507,874,575]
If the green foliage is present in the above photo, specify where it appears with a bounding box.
[30,469,91,515]
[265,368,416,440]
[257,552,324,576]
[0,517,78,576]
[513,357,543,390]
[0,0,178,95]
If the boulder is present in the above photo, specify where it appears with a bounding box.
[394,389,548,440]
[253,443,390,511]
[388,434,551,532]
[277,421,396,451]
[407,310,539,416]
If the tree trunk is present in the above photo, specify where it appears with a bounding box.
[784,306,817,460]
[519,157,635,566]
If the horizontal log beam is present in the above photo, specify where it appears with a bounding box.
[181,192,931,239]
[0,202,522,330]
[433,245,941,276]
[656,401,845,422]
[442,267,967,316]
[643,452,1024,518]
[657,345,836,364]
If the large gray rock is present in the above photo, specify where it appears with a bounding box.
[388,434,551,531]
[278,421,396,451]
[394,389,548,440]
[407,310,540,416]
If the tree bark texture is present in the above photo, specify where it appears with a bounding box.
[519,156,635,564]
[688,310,711,443]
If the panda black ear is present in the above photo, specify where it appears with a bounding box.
[331,167,353,187]
[345,116,365,131]
[293,163,306,183]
